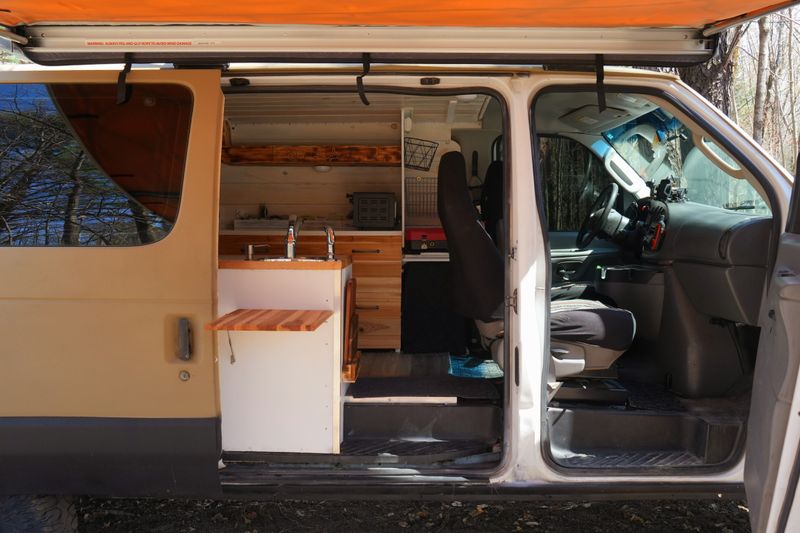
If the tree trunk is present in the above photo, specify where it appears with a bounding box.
[61,152,86,246]
[676,27,745,115]
[128,199,156,244]
[753,17,771,144]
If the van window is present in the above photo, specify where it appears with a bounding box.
[539,136,614,232]
[603,106,770,216]
[0,83,192,246]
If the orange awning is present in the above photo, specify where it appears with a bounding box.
[0,0,790,29]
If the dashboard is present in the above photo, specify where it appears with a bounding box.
[614,192,773,325]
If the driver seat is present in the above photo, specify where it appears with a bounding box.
[438,151,635,377]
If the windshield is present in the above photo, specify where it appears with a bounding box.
[603,107,770,216]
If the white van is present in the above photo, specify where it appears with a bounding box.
[0,2,798,532]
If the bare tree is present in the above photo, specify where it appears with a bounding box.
[752,17,771,144]
[677,28,747,116]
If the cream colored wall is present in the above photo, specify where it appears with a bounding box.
[0,69,223,418]
[219,165,401,228]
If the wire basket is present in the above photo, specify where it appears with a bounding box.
[405,176,438,218]
[404,137,439,171]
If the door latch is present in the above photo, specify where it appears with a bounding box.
[505,288,518,314]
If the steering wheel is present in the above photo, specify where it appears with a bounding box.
[576,183,619,250]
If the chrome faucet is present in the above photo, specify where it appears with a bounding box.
[285,220,297,259]
[323,225,336,260]
[245,243,270,261]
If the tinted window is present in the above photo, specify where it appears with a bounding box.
[539,136,614,232]
[0,83,191,246]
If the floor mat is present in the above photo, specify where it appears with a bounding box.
[449,355,504,379]
[622,379,686,412]
[349,376,500,400]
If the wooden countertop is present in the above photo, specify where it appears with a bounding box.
[206,309,333,332]
[218,255,351,270]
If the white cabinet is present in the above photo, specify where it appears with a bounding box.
[214,262,351,453]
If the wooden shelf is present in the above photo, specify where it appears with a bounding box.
[222,144,401,166]
[206,309,332,332]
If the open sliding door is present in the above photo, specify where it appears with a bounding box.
[0,68,224,496]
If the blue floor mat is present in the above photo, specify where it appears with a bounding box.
[448,355,504,379]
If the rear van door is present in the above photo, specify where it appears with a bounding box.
[0,68,224,496]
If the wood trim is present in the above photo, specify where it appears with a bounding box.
[206,309,333,332]
[222,144,401,166]
[342,278,360,383]
[218,257,351,270]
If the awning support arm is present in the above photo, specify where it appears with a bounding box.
[116,54,133,105]
[595,54,606,113]
[356,53,371,106]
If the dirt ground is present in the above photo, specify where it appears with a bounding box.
[77,497,751,532]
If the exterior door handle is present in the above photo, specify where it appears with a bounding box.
[177,317,193,361]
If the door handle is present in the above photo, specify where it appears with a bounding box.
[556,264,579,280]
[351,249,383,254]
[177,317,193,361]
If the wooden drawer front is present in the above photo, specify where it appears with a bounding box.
[355,277,401,305]
[355,278,400,349]
[352,259,401,278]
[354,301,400,316]
[337,236,402,261]
[357,311,401,349]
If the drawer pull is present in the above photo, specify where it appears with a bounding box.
[356,305,380,311]
[352,249,382,254]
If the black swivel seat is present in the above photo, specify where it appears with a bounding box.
[437,151,635,376]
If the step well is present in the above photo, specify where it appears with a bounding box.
[548,406,744,470]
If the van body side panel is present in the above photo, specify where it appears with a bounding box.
[0,69,224,495]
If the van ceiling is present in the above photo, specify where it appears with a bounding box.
[224,93,491,125]
[535,92,658,135]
